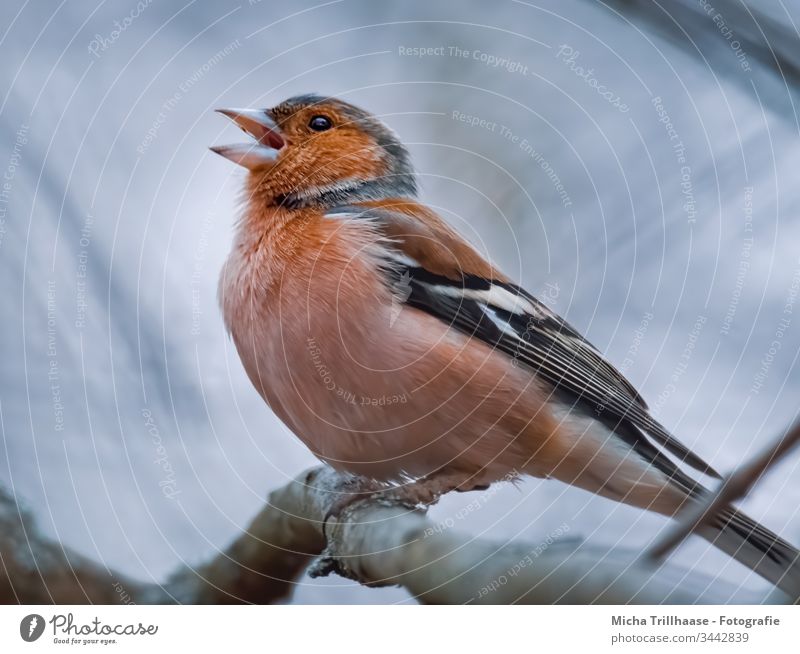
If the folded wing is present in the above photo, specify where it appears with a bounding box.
[325,204,721,491]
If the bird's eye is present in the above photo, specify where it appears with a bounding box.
[308,115,333,131]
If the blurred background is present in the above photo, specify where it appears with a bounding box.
[2,0,800,603]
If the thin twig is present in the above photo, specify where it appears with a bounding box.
[646,420,800,562]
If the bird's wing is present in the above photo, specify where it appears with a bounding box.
[326,203,720,483]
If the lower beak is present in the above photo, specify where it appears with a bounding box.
[210,108,285,169]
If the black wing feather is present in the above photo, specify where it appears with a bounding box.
[402,267,719,487]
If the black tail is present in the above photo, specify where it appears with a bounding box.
[614,420,800,599]
[698,506,800,600]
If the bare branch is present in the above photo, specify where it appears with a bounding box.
[0,486,147,604]
[0,479,322,605]
[163,468,327,604]
[1,466,789,605]
[294,468,779,604]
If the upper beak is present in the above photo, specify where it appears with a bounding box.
[210,108,285,169]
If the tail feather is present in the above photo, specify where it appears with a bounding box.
[545,412,800,598]
[699,507,800,600]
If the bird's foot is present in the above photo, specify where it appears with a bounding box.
[312,473,418,580]
[320,474,388,539]
[381,471,495,507]
[319,469,498,540]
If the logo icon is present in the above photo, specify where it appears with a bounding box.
[20,614,45,642]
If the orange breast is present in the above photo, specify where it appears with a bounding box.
[220,203,560,483]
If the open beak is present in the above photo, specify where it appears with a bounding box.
[210,108,285,170]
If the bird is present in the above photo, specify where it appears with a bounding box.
[211,93,800,596]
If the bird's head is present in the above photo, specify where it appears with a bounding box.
[211,94,417,208]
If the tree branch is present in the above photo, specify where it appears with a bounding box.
[291,468,779,604]
[2,466,786,604]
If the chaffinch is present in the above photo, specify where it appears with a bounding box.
[212,94,799,593]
